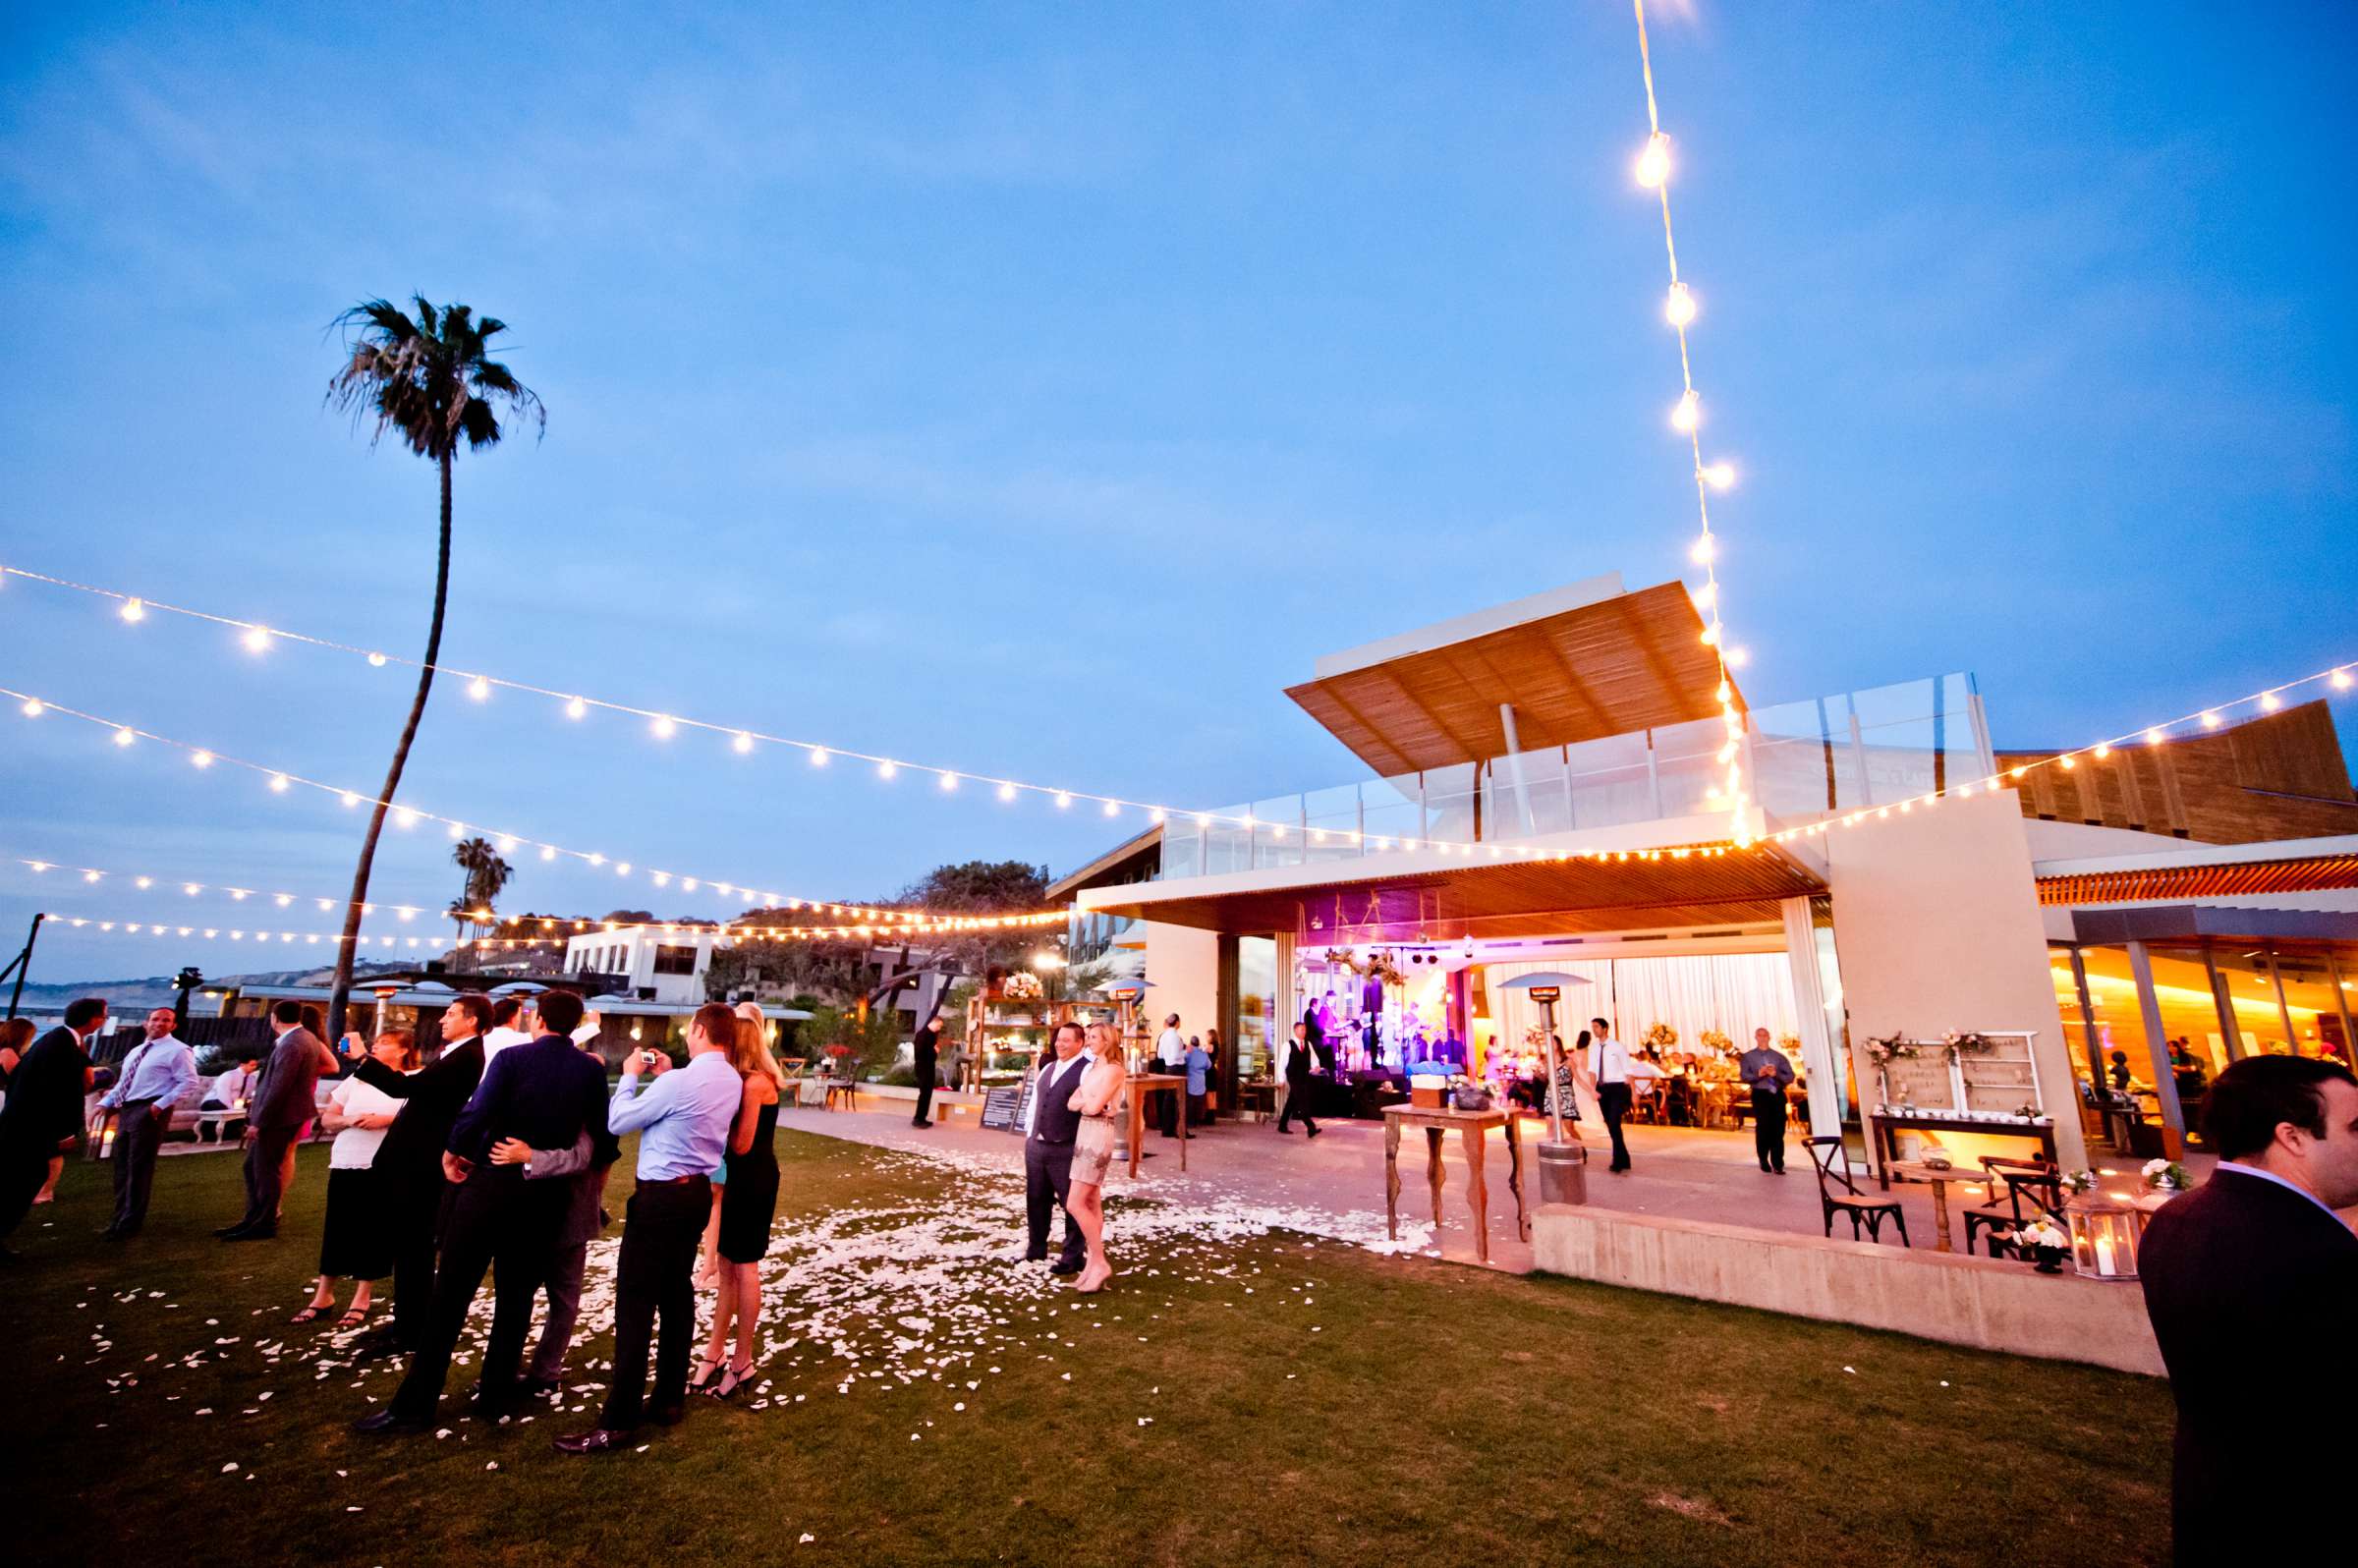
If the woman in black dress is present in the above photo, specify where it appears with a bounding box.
[700,1003,783,1399]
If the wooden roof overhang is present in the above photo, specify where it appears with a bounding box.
[1283,580,1741,776]
[2038,850,2358,908]
[1081,840,1824,944]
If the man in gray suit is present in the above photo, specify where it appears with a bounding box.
[217,1000,336,1242]
[488,1121,613,1396]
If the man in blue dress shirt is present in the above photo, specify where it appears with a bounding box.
[557,1001,743,1455]
[357,987,614,1434]
[97,1007,198,1240]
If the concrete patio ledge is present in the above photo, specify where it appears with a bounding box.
[1531,1204,2162,1375]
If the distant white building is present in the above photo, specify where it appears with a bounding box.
[560,924,957,1030]
[562,925,725,1006]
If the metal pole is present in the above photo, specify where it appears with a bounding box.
[4,913,44,1020]
[1540,998,1566,1146]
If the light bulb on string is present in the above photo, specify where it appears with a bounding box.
[1724,646,1750,669]
[810,748,827,766]
[1670,390,1700,432]
[268,773,290,793]
[2145,728,2165,745]
[467,676,491,701]
[1700,462,1735,490]
[565,697,587,720]
[243,626,271,653]
[938,771,958,792]
[367,651,387,667]
[2335,669,2354,692]
[1635,131,1671,189]
[876,759,897,780]
[2201,711,2222,730]
[2260,692,2282,712]
[732,732,754,755]
[1690,534,1715,565]
[120,597,145,623]
[20,698,42,717]
[997,782,1017,803]
[112,727,135,748]
[1664,282,1697,327]
[650,715,676,739]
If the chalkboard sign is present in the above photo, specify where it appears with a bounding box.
[1879,1050,1955,1112]
[982,1067,1039,1134]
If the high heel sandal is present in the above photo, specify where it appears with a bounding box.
[709,1358,756,1399]
[1077,1261,1114,1295]
[687,1355,724,1392]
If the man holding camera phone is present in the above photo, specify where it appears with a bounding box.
[556,1002,741,1454]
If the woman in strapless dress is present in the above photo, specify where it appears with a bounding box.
[1065,1022,1129,1293]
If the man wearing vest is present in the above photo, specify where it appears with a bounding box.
[1022,1022,1091,1277]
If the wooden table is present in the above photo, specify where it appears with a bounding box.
[1884,1158,1982,1254]
[1869,1112,2057,1189]
[1379,1104,1526,1265]
[1124,1073,1189,1177]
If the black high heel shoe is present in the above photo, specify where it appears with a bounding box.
[687,1355,723,1393]
[709,1359,757,1399]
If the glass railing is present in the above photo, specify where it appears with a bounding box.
[1153,673,1989,878]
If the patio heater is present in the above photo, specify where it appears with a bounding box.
[1499,972,1591,1206]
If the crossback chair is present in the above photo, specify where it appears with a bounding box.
[1961,1156,2064,1258]
[1805,1136,1910,1247]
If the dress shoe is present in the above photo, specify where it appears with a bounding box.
[518,1375,560,1397]
[98,1226,129,1241]
[212,1223,250,1239]
[554,1428,631,1455]
[650,1399,687,1427]
[223,1227,276,1242]
[353,1410,433,1436]
[1049,1260,1084,1277]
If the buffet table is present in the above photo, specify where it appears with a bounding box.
[1379,1103,1527,1265]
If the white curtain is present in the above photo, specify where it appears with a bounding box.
[1482,953,1800,1117]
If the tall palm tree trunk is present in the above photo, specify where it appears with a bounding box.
[327,447,453,1041]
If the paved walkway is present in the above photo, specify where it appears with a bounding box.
[775,1100,2097,1276]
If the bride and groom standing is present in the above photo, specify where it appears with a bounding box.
[1021,1020,1125,1293]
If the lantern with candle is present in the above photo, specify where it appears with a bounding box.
[2064,1188,2144,1280]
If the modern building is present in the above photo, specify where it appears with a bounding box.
[558,923,955,1036]
[1059,573,2358,1170]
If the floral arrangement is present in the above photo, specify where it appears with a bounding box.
[2016,1217,2069,1252]
[1942,1030,1995,1057]
[2141,1158,2190,1193]
[1000,971,1043,1001]
[1863,1036,1921,1064]
[1642,1021,1680,1050]
[1698,1029,1734,1055]
[823,1043,853,1058]
[2059,1168,2100,1196]
[1776,1033,1802,1054]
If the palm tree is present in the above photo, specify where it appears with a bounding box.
[322,299,543,1040]
[450,835,512,939]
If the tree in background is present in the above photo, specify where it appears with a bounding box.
[449,835,513,940]
[321,298,543,1041]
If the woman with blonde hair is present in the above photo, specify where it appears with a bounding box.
[696,1003,784,1397]
[1064,1021,1128,1293]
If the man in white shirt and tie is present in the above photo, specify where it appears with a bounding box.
[1022,1023,1091,1276]
[97,1007,198,1240]
[1586,1016,1634,1174]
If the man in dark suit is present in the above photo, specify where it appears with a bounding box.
[2140,1055,2358,1564]
[217,1000,336,1241]
[358,987,614,1434]
[911,1009,940,1129]
[346,993,491,1354]
[1021,1023,1091,1276]
[0,997,108,1260]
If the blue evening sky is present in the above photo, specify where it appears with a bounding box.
[3,1,2353,984]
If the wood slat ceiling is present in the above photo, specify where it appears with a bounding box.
[2037,852,2358,908]
[1283,581,1740,776]
[1087,844,1823,941]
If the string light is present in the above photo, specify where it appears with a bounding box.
[1765,655,2357,843]
[1630,0,1748,848]
[242,626,271,653]
[0,568,1818,866]
[0,687,1079,923]
[119,597,144,623]
[468,675,491,701]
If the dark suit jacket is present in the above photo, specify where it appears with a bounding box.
[0,1027,91,1151]
[355,1036,485,1179]
[2140,1168,2358,1562]
[251,1027,329,1131]
[447,1035,617,1175]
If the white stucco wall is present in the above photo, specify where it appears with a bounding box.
[1141,920,1220,1039]
[1825,788,2088,1170]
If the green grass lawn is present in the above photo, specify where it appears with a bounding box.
[4,1129,2172,1566]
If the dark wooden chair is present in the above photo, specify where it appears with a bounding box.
[1961,1156,2063,1258]
[1805,1136,1910,1246]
